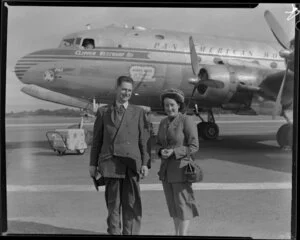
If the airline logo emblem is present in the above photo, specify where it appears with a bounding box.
[129,65,156,82]
[43,70,55,82]
[43,67,65,82]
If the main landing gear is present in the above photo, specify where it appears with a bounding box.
[276,111,293,149]
[195,108,219,140]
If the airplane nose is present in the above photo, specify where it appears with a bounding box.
[14,54,33,84]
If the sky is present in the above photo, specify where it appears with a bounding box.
[4,3,296,112]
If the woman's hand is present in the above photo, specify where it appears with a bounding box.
[161,148,174,159]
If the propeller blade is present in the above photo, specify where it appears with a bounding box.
[272,68,288,119]
[189,36,200,76]
[264,10,290,50]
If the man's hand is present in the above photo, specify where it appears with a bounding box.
[161,148,174,159]
[140,165,149,179]
[89,166,97,178]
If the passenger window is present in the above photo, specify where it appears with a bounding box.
[82,39,95,49]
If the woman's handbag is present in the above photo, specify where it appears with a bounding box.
[184,160,203,183]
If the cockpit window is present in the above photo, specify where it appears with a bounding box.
[82,38,95,49]
[75,38,82,45]
[61,38,75,47]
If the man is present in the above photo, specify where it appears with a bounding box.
[89,76,150,235]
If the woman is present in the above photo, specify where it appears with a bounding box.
[156,88,199,236]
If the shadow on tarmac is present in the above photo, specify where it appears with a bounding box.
[7,220,104,235]
[195,134,293,173]
[149,134,293,173]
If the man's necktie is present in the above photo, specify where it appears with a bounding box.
[115,105,125,126]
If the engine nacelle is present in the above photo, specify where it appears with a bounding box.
[195,64,261,106]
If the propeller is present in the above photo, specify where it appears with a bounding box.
[264,10,294,119]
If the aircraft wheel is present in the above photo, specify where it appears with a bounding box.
[76,149,85,155]
[197,122,206,139]
[202,122,219,140]
[276,123,293,148]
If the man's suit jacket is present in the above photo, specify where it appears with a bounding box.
[156,113,199,183]
[90,103,150,178]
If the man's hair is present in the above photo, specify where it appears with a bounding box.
[116,76,134,87]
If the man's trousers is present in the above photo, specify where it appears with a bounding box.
[104,168,142,235]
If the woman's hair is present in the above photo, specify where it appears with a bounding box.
[161,93,186,113]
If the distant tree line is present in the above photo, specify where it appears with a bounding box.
[6,108,82,117]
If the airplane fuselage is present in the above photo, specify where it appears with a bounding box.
[15,25,285,111]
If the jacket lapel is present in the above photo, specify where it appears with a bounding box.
[164,113,182,146]
[167,113,181,132]
[108,104,117,127]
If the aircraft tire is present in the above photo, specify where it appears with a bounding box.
[276,123,293,148]
[202,122,219,140]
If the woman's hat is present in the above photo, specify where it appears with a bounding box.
[160,88,185,104]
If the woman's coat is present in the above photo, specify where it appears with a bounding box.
[156,113,199,183]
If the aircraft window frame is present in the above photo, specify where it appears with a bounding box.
[75,38,82,45]
[61,38,75,47]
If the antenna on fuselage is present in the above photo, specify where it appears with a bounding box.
[86,24,91,30]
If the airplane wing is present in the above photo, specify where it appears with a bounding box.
[21,84,96,116]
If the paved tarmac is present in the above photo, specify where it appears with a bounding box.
[4,115,293,238]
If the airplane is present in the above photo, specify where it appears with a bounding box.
[14,10,295,149]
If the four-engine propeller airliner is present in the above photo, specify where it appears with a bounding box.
[14,10,295,148]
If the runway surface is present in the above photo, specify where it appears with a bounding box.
[4,115,293,238]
